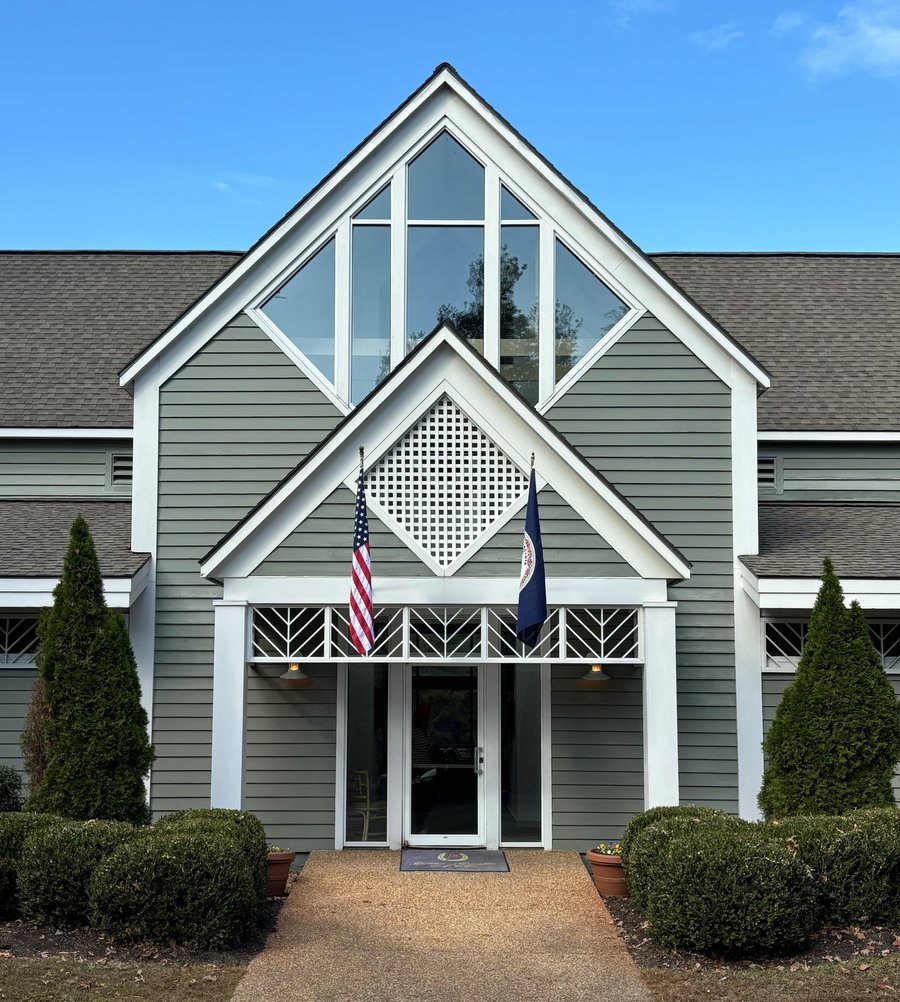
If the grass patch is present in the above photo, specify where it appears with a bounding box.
[0,956,245,1001]
[645,954,900,1001]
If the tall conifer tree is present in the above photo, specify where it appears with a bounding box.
[26,516,154,822]
[759,557,900,818]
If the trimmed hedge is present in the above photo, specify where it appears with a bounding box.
[0,812,64,914]
[621,806,740,910]
[774,808,900,925]
[645,822,820,956]
[155,809,268,905]
[90,827,259,949]
[18,819,135,926]
[0,766,23,813]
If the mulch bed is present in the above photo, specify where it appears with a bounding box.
[0,873,296,968]
[605,894,900,971]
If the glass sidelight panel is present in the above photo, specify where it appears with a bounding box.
[500,665,542,843]
[410,666,479,836]
[345,664,389,843]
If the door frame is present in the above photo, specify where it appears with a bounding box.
[336,662,552,851]
[401,663,489,848]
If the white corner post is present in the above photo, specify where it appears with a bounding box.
[210,600,249,809]
[642,602,680,807]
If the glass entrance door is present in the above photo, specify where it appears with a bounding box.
[404,666,484,846]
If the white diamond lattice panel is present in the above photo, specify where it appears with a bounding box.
[366,396,529,567]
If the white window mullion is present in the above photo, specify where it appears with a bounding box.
[390,169,407,368]
[483,165,500,368]
[334,220,350,402]
[538,222,555,403]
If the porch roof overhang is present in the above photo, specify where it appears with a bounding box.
[200,326,690,583]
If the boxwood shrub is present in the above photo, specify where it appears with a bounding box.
[622,807,741,910]
[0,812,63,914]
[90,826,258,949]
[18,819,135,926]
[645,822,820,957]
[155,809,267,905]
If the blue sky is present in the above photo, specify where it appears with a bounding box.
[2,0,899,252]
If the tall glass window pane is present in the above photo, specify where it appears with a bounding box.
[500,226,539,404]
[351,226,391,403]
[501,186,536,220]
[554,240,629,383]
[501,665,542,843]
[406,226,484,349]
[260,239,336,382]
[408,133,485,220]
[345,664,389,843]
[354,185,390,220]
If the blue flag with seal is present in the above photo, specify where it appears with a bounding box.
[516,461,547,649]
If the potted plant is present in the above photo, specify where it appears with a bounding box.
[266,844,296,897]
[585,841,628,897]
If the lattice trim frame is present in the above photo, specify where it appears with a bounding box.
[248,605,642,664]
[0,614,39,665]
[359,395,531,576]
[763,618,900,673]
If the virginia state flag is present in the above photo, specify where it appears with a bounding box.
[516,467,547,649]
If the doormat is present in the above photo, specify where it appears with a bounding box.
[400,849,509,872]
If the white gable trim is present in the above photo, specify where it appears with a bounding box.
[119,67,768,396]
[200,329,689,582]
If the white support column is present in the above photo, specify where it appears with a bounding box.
[735,587,764,819]
[210,600,249,809]
[481,663,501,851]
[540,663,553,850]
[386,663,405,850]
[642,602,680,807]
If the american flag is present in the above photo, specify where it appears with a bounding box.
[349,464,374,656]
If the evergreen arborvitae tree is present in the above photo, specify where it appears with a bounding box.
[26,516,154,823]
[759,557,900,818]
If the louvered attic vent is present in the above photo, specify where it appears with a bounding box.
[111,453,133,487]
[757,455,777,489]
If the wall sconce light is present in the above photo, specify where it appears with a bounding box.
[582,664,609,681]
[280,662,309,681]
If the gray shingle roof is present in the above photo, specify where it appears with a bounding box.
[741,502,900,579]
[0,251,241,428]
[0,499,147,577]
[653,253,900,433]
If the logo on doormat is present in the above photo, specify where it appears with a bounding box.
[437,851,469,862]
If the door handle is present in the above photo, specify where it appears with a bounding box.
[473,746,484,775]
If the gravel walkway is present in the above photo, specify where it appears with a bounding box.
[230,849,650,1002]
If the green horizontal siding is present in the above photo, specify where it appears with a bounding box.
[761,444,900,501]
[0,441,131,497]
[243,664,337,847]
[0,665,36,773]
[254,488,636,578]
[546,314,737,816]
[551,665,644,847]
[153,315,342,832]
[763,673,900,800]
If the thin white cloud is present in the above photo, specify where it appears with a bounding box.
[609,0,674,29]
[210,171,277,194]
[793,1,900,78]
[772,10,808,36]
[690,22,744,50]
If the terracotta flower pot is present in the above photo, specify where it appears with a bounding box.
[585,850,629,897]
[266,850,296,897]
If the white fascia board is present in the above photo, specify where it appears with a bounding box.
[757,576,900,610]
[758,431,900,442]
[120,68,766,395]
[224,575,668,605]
[0,568,148,609]
[0,428,133,439]
[201,332,689,582]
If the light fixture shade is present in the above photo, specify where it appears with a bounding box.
[280,662,309,680]
[582,664,609,681]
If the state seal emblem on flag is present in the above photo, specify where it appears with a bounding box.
[520,531,536,589]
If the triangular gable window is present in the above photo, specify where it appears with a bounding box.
[250,128,639,410]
